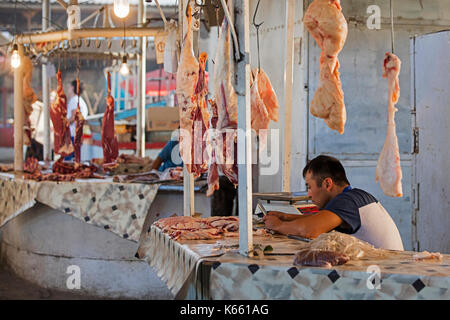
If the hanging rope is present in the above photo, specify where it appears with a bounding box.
[77,51,80,107]
[390,0,395,53]
[252,0,263,72]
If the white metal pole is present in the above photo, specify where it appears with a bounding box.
[282,0,295,192]
[137,0,147,157]
[182,0,195,217]
[234,0,253,256]
[42,0,51,161]
[14,45,24,171]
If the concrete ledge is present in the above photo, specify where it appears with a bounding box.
[0,203,173,299]
[0,240,173,299]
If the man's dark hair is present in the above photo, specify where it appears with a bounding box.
[71,80,84,95]
[302,155,350,187]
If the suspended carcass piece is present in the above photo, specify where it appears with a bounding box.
[176,4,199,174]
[50,69,74,157]
[22,55,38,146]
[212,17,238,186]
[206,99,220,196]
[303,0,347,134]
[164,20,178,74]
[74,78,85,164]
[190,52,210,176]
[102,72,119,164]
[376,53,403,197]
[250,68,280,148]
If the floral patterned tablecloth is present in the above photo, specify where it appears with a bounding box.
[0,173,160,242]
[138,225,450,300]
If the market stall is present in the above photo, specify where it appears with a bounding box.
[0,0,201,298]
[138,224,450,300]
[2,0,450,301]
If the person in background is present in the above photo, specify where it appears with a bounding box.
[65,79,88,161]
[263,155,404,251]
[151,128,237,217]
[151,128,182,172]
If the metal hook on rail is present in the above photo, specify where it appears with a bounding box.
[252,0,263,72]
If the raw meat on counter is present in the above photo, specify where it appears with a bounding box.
[101,72,119,164]
[116,153,152,165]
[52,160,98,175]
[113,166,183,183]
[0,164,13,172]
[113,171,160,183]
[376,53,403,197]
[303,0,347,134]
[50,70,74,157]
[24,160,102,182]
[22,56,38,146]
[413,251,442,261]
[154,216,239,241]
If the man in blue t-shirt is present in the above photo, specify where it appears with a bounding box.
[151,129,183,172]
[263,155,404,250]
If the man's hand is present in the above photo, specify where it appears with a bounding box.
[263,214,282,233]
[266,211,286,219]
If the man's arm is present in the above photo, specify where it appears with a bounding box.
[266,211,305,221]
[263,210,343,239]
[151,156,163,171]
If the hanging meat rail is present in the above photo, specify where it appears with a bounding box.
[15,27,166,45]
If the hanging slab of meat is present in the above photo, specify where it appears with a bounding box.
[212,18,239,186]
[102,72,119,164]
[253,68,280,122]
[190,52,210,176]
[250,70,269,131]
[376,53,403,197]
[206,99,220,196]
[214,18,237,130]
[73,78,85,164]
[304,0,348,134]
[176,4,199,174]
[22,56,37,146]
[250,69,270,146]
[250,68,280,150]
[50,70,74,157]
[24,157,39,173]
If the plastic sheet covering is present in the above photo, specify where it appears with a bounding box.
[294,231,387,267]
[164,20,178,74]
[294,248,350,268]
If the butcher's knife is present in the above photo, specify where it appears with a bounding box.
[287,235,312,243]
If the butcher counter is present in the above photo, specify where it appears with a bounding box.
[0,172,211,299]
[137,225,450,300]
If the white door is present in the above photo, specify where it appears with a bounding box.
[412,30,450,253]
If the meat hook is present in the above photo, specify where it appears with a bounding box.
[390,0,395,54]
[252,0,263,72]
[219,0,241,61]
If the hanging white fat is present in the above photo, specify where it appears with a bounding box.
[164,20,179,74]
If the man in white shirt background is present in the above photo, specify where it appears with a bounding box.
[65,79,88,160]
